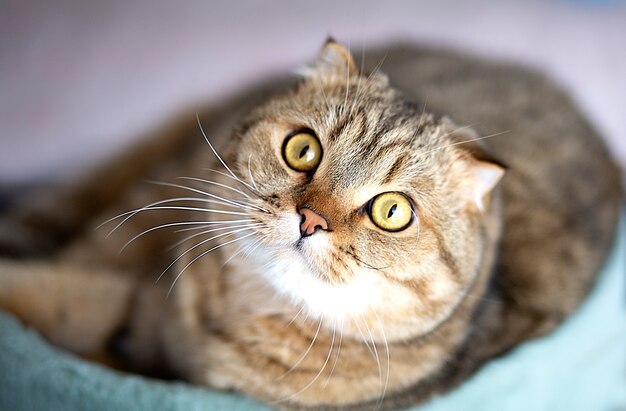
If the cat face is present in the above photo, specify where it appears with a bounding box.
[217,41,504,342]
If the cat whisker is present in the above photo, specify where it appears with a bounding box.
[205,168,262,198]
[277,318,323,381]
[158,228,255,284]
[196,113,258,194]
[148,180,261,212]
[175,176,250,202]
[314,75,332,117]
[371,307,390,410]
[167,223,262,251]
[347,51,389,118]
[176,176,268,213]
[413,209,421,245]
[351,314,377,362]
[425,129,511,156]
[360,313,383,391]
[97,196,236,231]
[323,319,344,387]
[456,289,501,304]
[240,237,264,262]
[350,49,386,117]
[116,205,248,217]
[341,39,351,117]
[348,46,366,118]
[436,123,479,141]
[367,52,389,82]
[275,320,336,403]
[118,220,253,254]
[286,304,306,328]
[101,197,248,238]
[247,155,259,191]
[174,220,257,233]
[221,236,263,268]
[418,97,429,127]
[166,231,256,297]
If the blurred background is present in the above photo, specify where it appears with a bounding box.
[1,0,625,184]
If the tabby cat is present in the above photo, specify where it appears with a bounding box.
[0,40,623,411]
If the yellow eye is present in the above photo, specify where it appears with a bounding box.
[282,131,323,172]
[368,192,414,232]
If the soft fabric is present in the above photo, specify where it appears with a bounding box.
[1,215,624,411]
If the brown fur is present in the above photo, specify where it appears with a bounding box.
[0,41,623,411]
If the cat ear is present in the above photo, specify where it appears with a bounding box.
[442,118,506,211]
[316,38,359,76]
[470,160,505,212]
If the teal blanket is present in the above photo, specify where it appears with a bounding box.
[1,216,624,411]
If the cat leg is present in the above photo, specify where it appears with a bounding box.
[0,258,171,373]
[0,260,136,356]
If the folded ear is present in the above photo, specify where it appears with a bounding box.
[471,159,505,211]
[442,118,506,211]
[316,38,359,76]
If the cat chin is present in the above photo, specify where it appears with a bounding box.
[241,235,382,323]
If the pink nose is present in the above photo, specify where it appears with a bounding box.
[298,208,329,237]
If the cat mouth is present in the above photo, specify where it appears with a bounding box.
[293,231,326,253]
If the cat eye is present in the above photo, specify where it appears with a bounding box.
[282,131,323,172]
[368,192,414,232]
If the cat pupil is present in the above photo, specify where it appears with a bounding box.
[387,204,397,219]
[299,145,309,159]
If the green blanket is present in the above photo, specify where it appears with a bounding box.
[1,215,624,411]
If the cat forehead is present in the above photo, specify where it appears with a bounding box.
[238,73,453,192]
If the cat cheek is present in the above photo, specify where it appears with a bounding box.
[268,211,301,245]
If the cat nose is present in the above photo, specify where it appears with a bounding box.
[298,208,329,238]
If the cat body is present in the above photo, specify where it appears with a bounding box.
[0,42,622,410]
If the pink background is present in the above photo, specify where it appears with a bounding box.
[1,0,625,183]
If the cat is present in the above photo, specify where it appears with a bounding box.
[0,39,623,411]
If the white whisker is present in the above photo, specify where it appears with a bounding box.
[247,155,259,191]
[147,180,260,212]
[176,176,268,212]
[99,196,229,229]
[348,44,367,117]
[174,220,256,233]
[196,113,258,193]
[342,41,351,117]
[102,196,248,238]
[99,197,224,227]
[323,320,344,387]
[176,176,250,200]
[168,223,261,250]
[275,320,336,403]
[277,319,323,381]
[119,220,248,253]
[205,168,262,197]
[120,205,247,216]
[286,304,306,328]
[418,98,429,127]
[166,231,256,296]
[157,227,254,284]
[425,129,511,156]
[314,75,332,115]
[361,313,382,390]
[352,314,377,360]
[221,236,262,267]
[371,308,390,410]
[242,237,263,260]
[435,123,478,142]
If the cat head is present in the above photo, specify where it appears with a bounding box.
[214,40,504,342]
